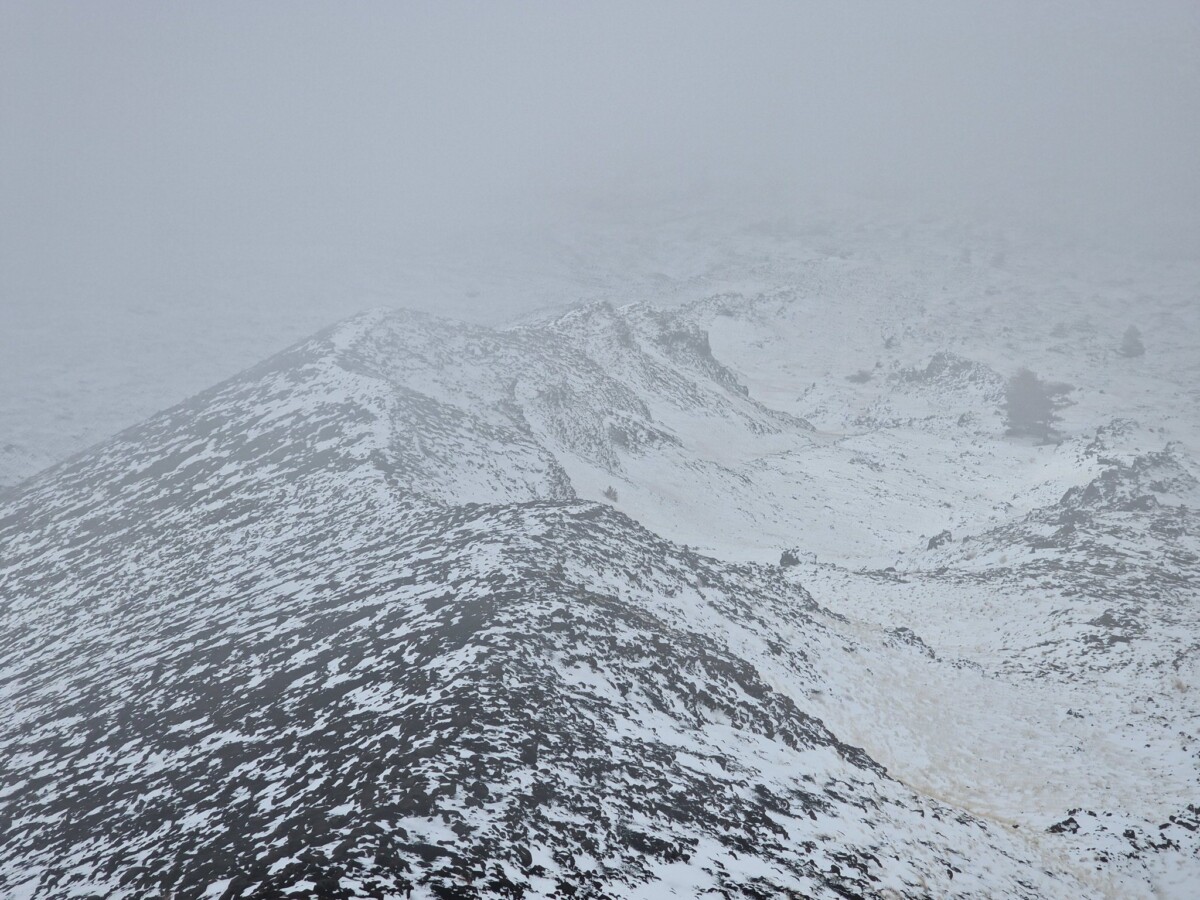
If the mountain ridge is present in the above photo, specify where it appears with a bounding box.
[2,292,1196,897]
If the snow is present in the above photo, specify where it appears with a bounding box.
[1,211,1197,897]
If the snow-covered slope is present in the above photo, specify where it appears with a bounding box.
[1,231,1197,897]
[1,311,1104,899]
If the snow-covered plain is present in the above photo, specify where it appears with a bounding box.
[1,212,1198,897]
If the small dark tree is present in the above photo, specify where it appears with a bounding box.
[602,485,618,502]
[1004,368,1071,443]
[1119,325,1145,357]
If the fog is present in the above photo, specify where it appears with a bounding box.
[2,2,1199,478]
[4,9,1200,892]
[4,1,1199,288]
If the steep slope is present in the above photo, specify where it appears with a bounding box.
[0,311,1100,899]
[662,292,1200,894]
[791,433,1200,895]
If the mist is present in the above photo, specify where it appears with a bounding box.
[4,1,1199,298]
[5,6,1200,895]
[2,1,1199,475]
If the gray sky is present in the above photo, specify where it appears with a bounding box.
[4,2,1199,280]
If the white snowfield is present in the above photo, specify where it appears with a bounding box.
[1,217,1197,898]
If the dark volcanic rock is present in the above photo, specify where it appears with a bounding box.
[0,311,1092,898]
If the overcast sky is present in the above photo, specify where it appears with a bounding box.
[2,1,1198,310]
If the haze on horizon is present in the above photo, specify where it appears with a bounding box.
[4,2,1200,277]
[1,1,1197,437]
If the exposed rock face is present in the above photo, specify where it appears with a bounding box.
[2,294,1197,898]
[0,307,1092,899]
